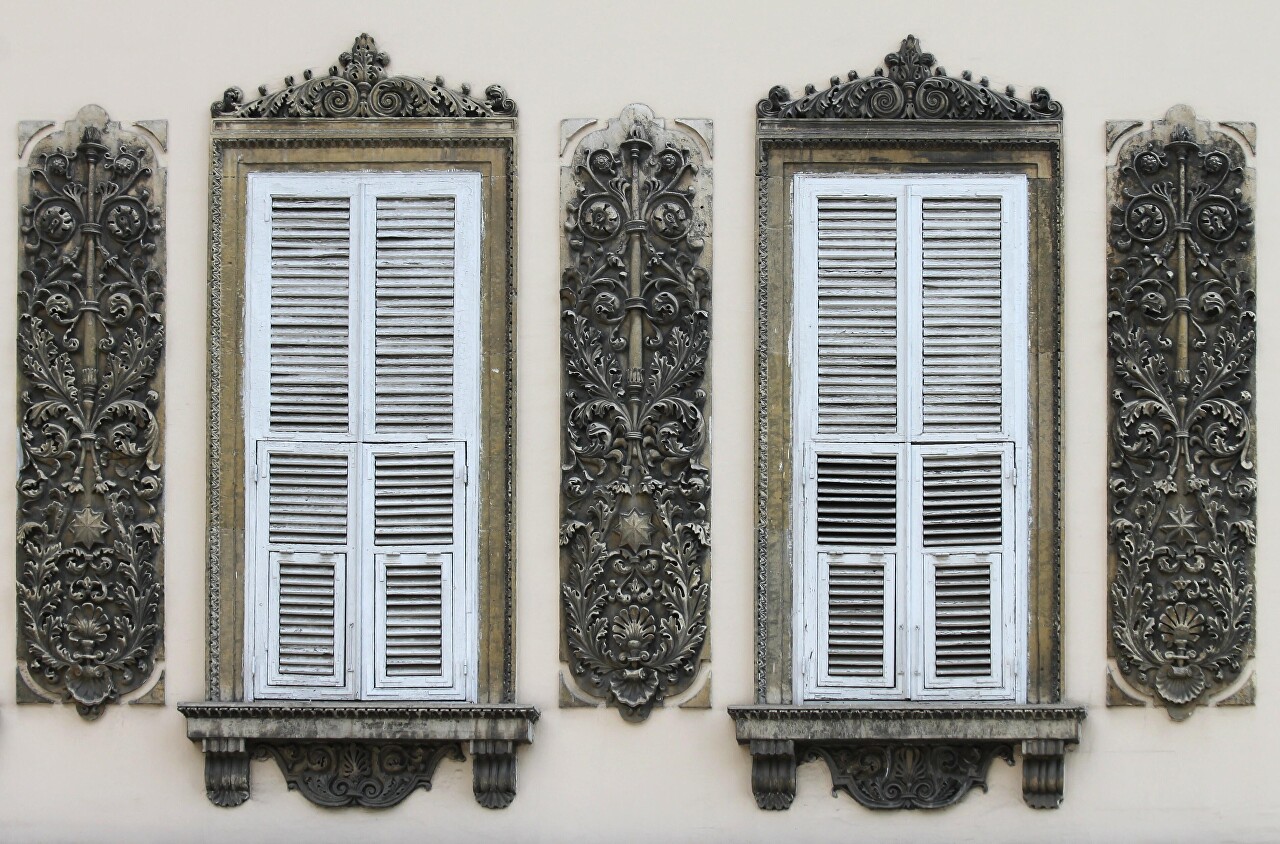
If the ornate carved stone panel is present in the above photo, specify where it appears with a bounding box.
[17,105,166,718]
[805,743,1014,810]
[560,105,712,720]
[256,741,465,809]
[1106,105,1256,720]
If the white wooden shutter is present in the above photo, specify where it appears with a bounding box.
[805,443,905,698]
[371,194,457,436]
[815,194,903,437]
[264,193,355,435]
[364,443,468,698]
[914,445,1015,698]
[255,443,356,697]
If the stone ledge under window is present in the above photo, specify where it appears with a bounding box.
[728,704,1085,811]
[178,702,538,809]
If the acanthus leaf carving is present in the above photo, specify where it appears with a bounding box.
[1107,105,1256,719]
[255,741,464,809]
[804,743,1015,810]
[560,105,711,721]
[211,33,516,119]
[757,35,1061,121]
[17,105,165,718]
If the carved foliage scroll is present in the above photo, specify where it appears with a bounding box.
[1107,105,1256,719]
[211,33,516,119]
[17,105,165,718]
[560,105,711,720]
[757,35,1061,121]
[805,743,1014,810]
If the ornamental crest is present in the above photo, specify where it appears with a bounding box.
[560,105,711,720]
[211,33,516,119]
[1106,105,1256,719]
[17,105,165,718]
[757,34,1061,121]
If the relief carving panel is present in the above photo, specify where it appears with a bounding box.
[1106,105,1256,719]
[17,105,165,718]
[560,105,712,720]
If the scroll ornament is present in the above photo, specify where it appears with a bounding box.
[211,33,516,119]
[560,106,711,721]
[1107,106,1255,719]
[17,105,165,718]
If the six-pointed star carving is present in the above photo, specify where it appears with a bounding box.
[616,509,654,552]
[68,508,109,549]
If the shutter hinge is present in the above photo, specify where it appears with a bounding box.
[254,443,267,483]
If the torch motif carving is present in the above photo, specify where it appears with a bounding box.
[560,105,711,720]
[17,105,165,718]
[1107,105,1255,719]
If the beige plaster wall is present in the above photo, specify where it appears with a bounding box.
[0,0,1275,840]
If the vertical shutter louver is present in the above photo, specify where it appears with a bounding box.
[919,195,1004,433]
[370,444,464,692]
[816,196,900,436]
[262,447,353,690]
[814,450,900,689]
[268,196,352,433]
[919,447,1010,692]
[373,195,456,436]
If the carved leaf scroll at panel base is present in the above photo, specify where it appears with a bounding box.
[1106,105,1256,720]
[17,105,165,719]
[560,105,712,721]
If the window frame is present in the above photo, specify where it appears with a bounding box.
[241,170,482,703]
[202,119,517,706]
[753,121,1064,708]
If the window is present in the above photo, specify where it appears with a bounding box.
[244,173,480,701]
[792,175,1028,702]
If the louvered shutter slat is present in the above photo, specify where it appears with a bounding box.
[373,196,456,436]
[816,196,900,435]
[261,447,353,692]
[919,447,1011,694]
[369,444,464,693]
[268,197,352,433]
[919,196,1005,433]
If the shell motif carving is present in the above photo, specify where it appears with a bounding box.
[17,106,165,718]
[1107,106,1256,719]
[560,106,711,721]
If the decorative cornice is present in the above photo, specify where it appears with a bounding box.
[1106,105,1256,719]
[178,702,540,722]
[211,33,516,119]
[17,105,165,718]
[757,35,1061,121]
[729,706,1086,723]
[560,105,712,721]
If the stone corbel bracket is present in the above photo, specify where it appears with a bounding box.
[17,104,166,718]
[178,703,538,809]
[729,706,1085,810]
[559,104,713,721]
[1105,105,1256,720]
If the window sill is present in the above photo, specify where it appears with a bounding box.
[727,703,1084,810]
[178,701,538,809]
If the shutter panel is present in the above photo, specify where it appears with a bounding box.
[917,445,1014,697]
[810,446,903,693]
[372,194,456,436]
[816,195,902,436]
[917,195,1005,434]
[366,443,467,697]
[266,195,354,434]
[257,444,355,695]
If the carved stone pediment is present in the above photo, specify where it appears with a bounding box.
[757,35,1061,121]
[211,33,516,119]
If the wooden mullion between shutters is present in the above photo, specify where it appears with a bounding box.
[911,442,1016,700]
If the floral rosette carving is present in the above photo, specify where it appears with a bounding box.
[756,35,1061,121]
[17,108,164,718]
[561,108,711,721]
[1107,110,1255,719]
